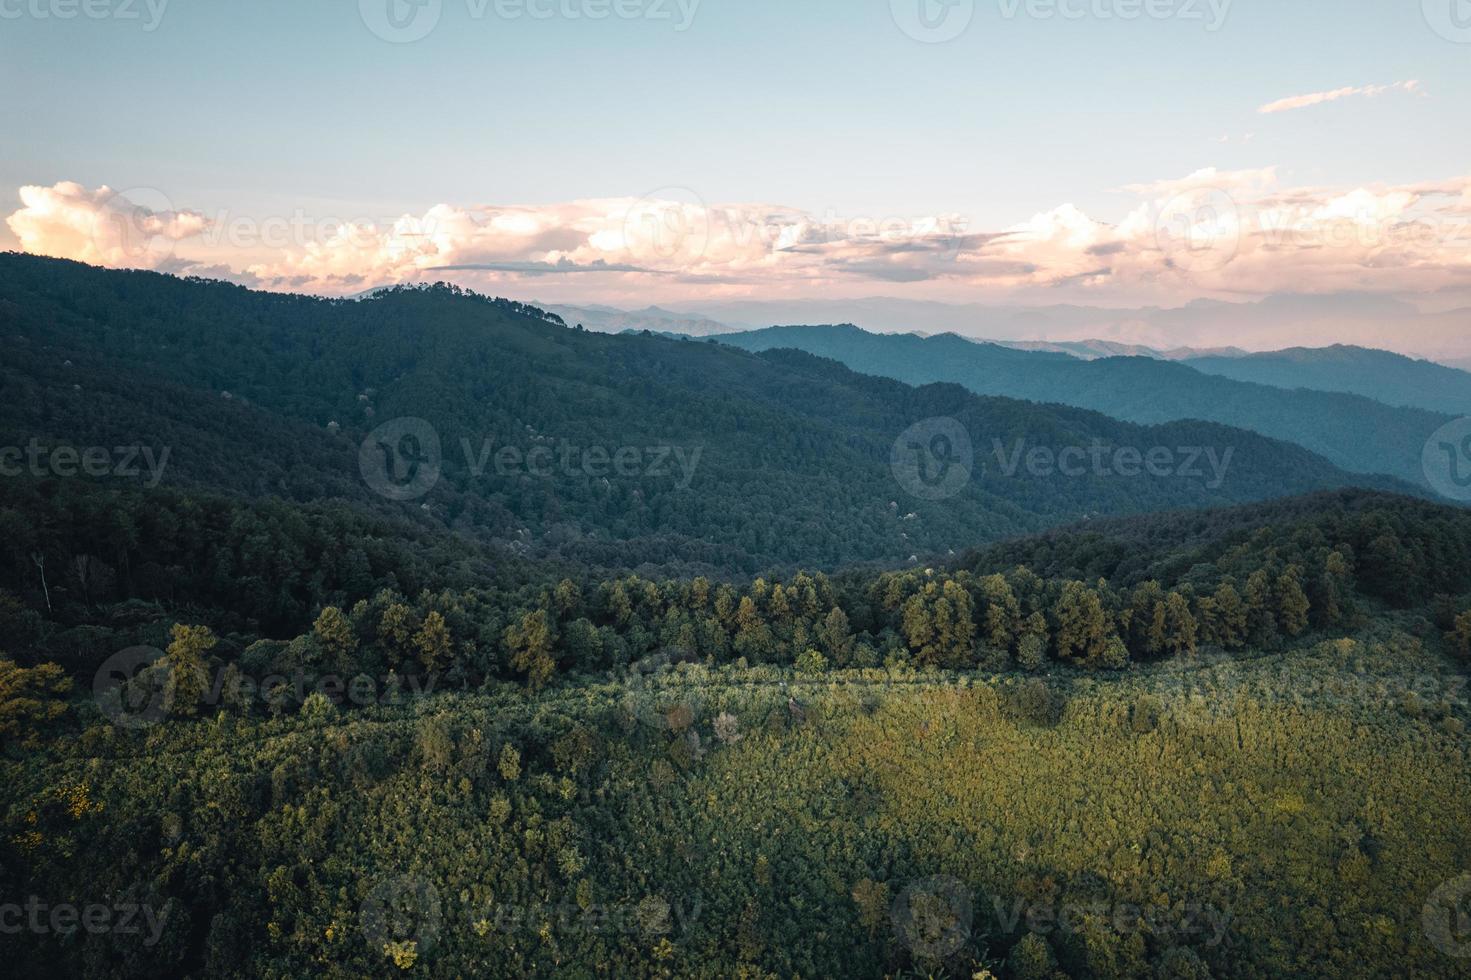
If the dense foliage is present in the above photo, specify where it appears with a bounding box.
[3,628,1468,977]
[4,257,1470,979]
[0,254,1405,578]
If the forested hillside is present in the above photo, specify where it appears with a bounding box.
[4,490,1471,978]
[718,325,1453,491]
[0,254,1404,577]
[3,257,1470,979]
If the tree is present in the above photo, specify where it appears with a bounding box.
[505,608,556,689]
[166,623,216,716]
[497,743,521,781]
[1017,633,1047,671]
[379,602,417,665]
[1128,581,1168,657]
[1163,592,1198,656]
[1277,565,1311,637]
[413,610,453,672]
[1244,569,1279,647]
[313,606,358,669]
[850,879,889,937]
[1210,581,1248,648]
[733,597,774,662]
[817,606,854,664]
[795,648,828,676]
[1017,611,1050,670]
[1054,581,1111,666]
[1448,611,1471,662]
[0,658,71,747]
[979,574,1021,652]
[1008,933,1057,980]
[553,578,582,617]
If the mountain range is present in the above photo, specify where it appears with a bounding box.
[716,324,1457,493]
[662,293,1471,363]
[0,253,1413,577]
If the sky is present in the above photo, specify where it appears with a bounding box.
[3,0,1470,334]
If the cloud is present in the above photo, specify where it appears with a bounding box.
[6,182,209,267]
[8,173,1471,308]
[1258,80,1422,115]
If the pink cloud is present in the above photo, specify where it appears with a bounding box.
[8,170,1471,309]
[1258,80,1422,115]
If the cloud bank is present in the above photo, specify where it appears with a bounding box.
[8,168,1471,311]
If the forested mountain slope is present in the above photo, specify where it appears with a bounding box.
[718,324,1452,491]
[0,254,1406,577]
[1184,345,1471,415]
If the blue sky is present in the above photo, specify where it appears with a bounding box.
[3,0,1469,315]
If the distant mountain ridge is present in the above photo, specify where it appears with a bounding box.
[1183,345,1471,416]
[998,339,1249,361]
[717,323,1454,495]
[535,302,740,337]
[662,293,1471,362]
